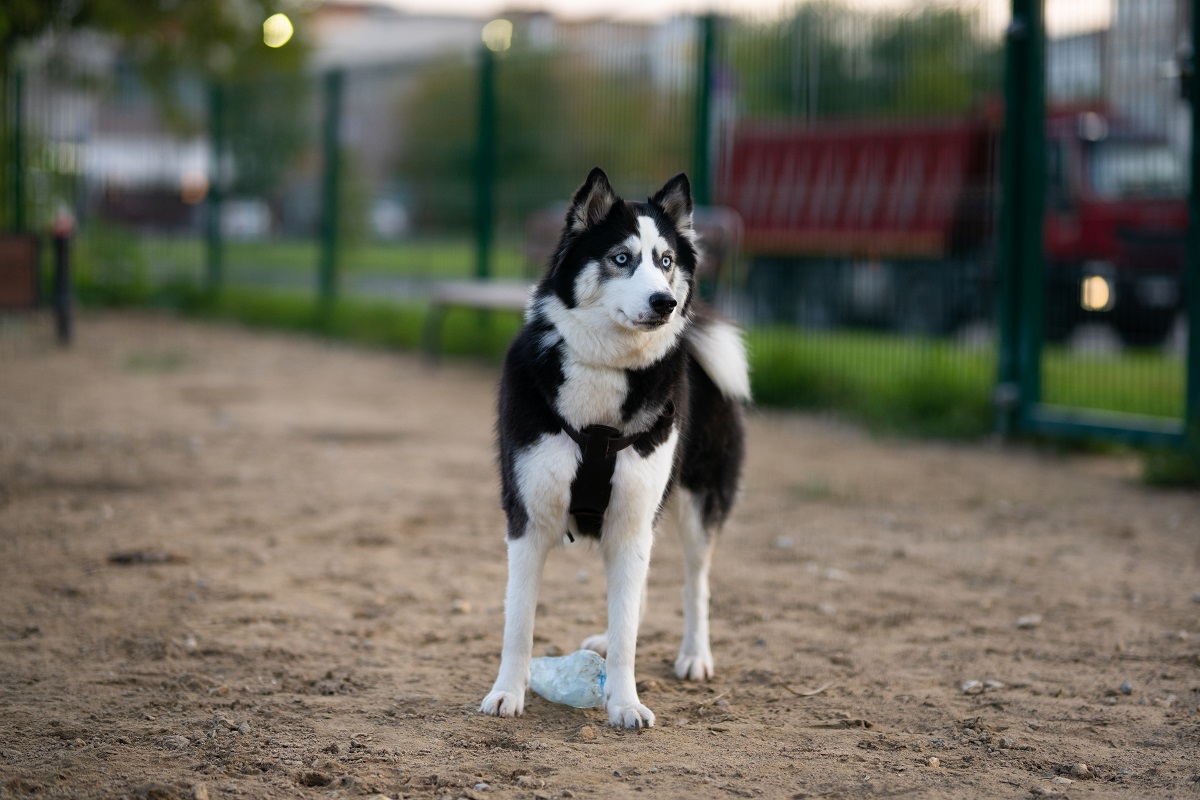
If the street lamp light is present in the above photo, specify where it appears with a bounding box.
[263,13,294,48]
[482,19,512,52]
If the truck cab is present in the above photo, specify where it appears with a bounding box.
[1043,109,1187,345]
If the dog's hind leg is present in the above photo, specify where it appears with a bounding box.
[480,532,553,717]
[667,488,717,681]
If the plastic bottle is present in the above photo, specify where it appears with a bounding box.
[528,649,606,708]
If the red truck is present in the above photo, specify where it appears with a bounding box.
[719,106,1187,345]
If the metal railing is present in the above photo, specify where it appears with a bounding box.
[3,1,1196,448]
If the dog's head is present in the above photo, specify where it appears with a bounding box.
[542,168,698,335]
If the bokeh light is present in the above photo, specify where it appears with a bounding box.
[263,13,294,48]
[481,19,513,52]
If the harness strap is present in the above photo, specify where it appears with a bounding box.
[560,402,675,540]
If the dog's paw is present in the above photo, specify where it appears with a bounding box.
[607,701,656,730]
[674,649,714,681]
[580,634,608,657]
[480,690,524,718]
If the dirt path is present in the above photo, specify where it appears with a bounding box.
[1,313,1198,800]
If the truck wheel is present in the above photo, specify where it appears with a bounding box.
[1043,313,1073,344]
[796,291,839,330]
[895,280,951,336]
[1115,313,1174,347]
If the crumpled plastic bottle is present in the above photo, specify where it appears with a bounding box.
[528,649,606,708]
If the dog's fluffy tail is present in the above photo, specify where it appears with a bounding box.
[686,305,751,403]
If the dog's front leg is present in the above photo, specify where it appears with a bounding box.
[480,532,552,717]
[600,528,656,729]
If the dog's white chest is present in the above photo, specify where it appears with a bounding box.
[555,361,628,430]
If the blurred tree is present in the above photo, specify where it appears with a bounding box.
[728,2,859,119]
[221,72,312,205]
[396,5,1001,233]
[1,0,310,228]
[1,0,307,86]
[398,46,689,233]
[870,7,1002,116]
[397,56,478,231]
[726,2,1000,120]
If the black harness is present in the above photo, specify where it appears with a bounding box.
[561,402,674,540]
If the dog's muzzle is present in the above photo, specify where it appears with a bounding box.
[645,292,677,325]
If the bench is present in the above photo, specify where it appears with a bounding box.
[421,205,743,358]
[421,279,535,357]
[0,232,72,345]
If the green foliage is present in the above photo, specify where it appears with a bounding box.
[70,274,1197,489]
[124,349,187,374]
[727,3,1001,120]
[1142,446,1200,487]
[396,57,478,231]
[728,2,860,119]
[398,4,1001,232]
[398,47,690,232]
[1042,347,1184,420]
[133,233,528,279]
[221,72,313,199]
[337,147,372,250]
[1,0,310,82]
[72,222,152,305]
[500,51,689,214]
[1,0,313,234]
[748,328,995,438]
[870,7,999,115]
[162,287,521,361]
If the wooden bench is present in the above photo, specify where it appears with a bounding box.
[0,232,72,345]
[421,279,534,357]
[421,205,742,358]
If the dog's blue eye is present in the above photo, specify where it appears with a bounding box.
[661,256,672,268]
[614,253,628,265]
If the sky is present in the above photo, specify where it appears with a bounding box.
[375,0,1112,36]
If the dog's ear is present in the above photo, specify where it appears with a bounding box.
[567,167,618,233]
[650,172,694,230]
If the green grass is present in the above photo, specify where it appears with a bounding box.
[174,286,523,361]
[748,328,995,437]
[68,228,1187,447]
[118,233,530,280]
[124,349,188,374]
[1042,348,1184,420]
[147,289,1183,442]
[748,327,1185,438]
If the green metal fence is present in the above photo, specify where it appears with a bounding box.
[3,1,1197,450]
[1000,0,1198,447]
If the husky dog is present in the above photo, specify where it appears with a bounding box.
[480,168,749,729]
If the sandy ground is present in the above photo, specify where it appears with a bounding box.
[1,312,1198,800]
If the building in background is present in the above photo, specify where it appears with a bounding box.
[1107,0,1190,152]
[1047,29,1107,104]
[1047,0,1189,154]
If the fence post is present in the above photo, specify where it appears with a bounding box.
[52,213,73,345]
[205,82,225,296]
[995,0,1045,436]
[318,68,344,308]
[1187,0,1200,450]
[12,69,24,233]
[1015,1,1046,431]
[692,14,716,206]
[475,44,497,283]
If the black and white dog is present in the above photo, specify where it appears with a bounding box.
[480,168,749,729]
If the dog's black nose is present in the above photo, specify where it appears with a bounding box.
[649,293,677,316]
